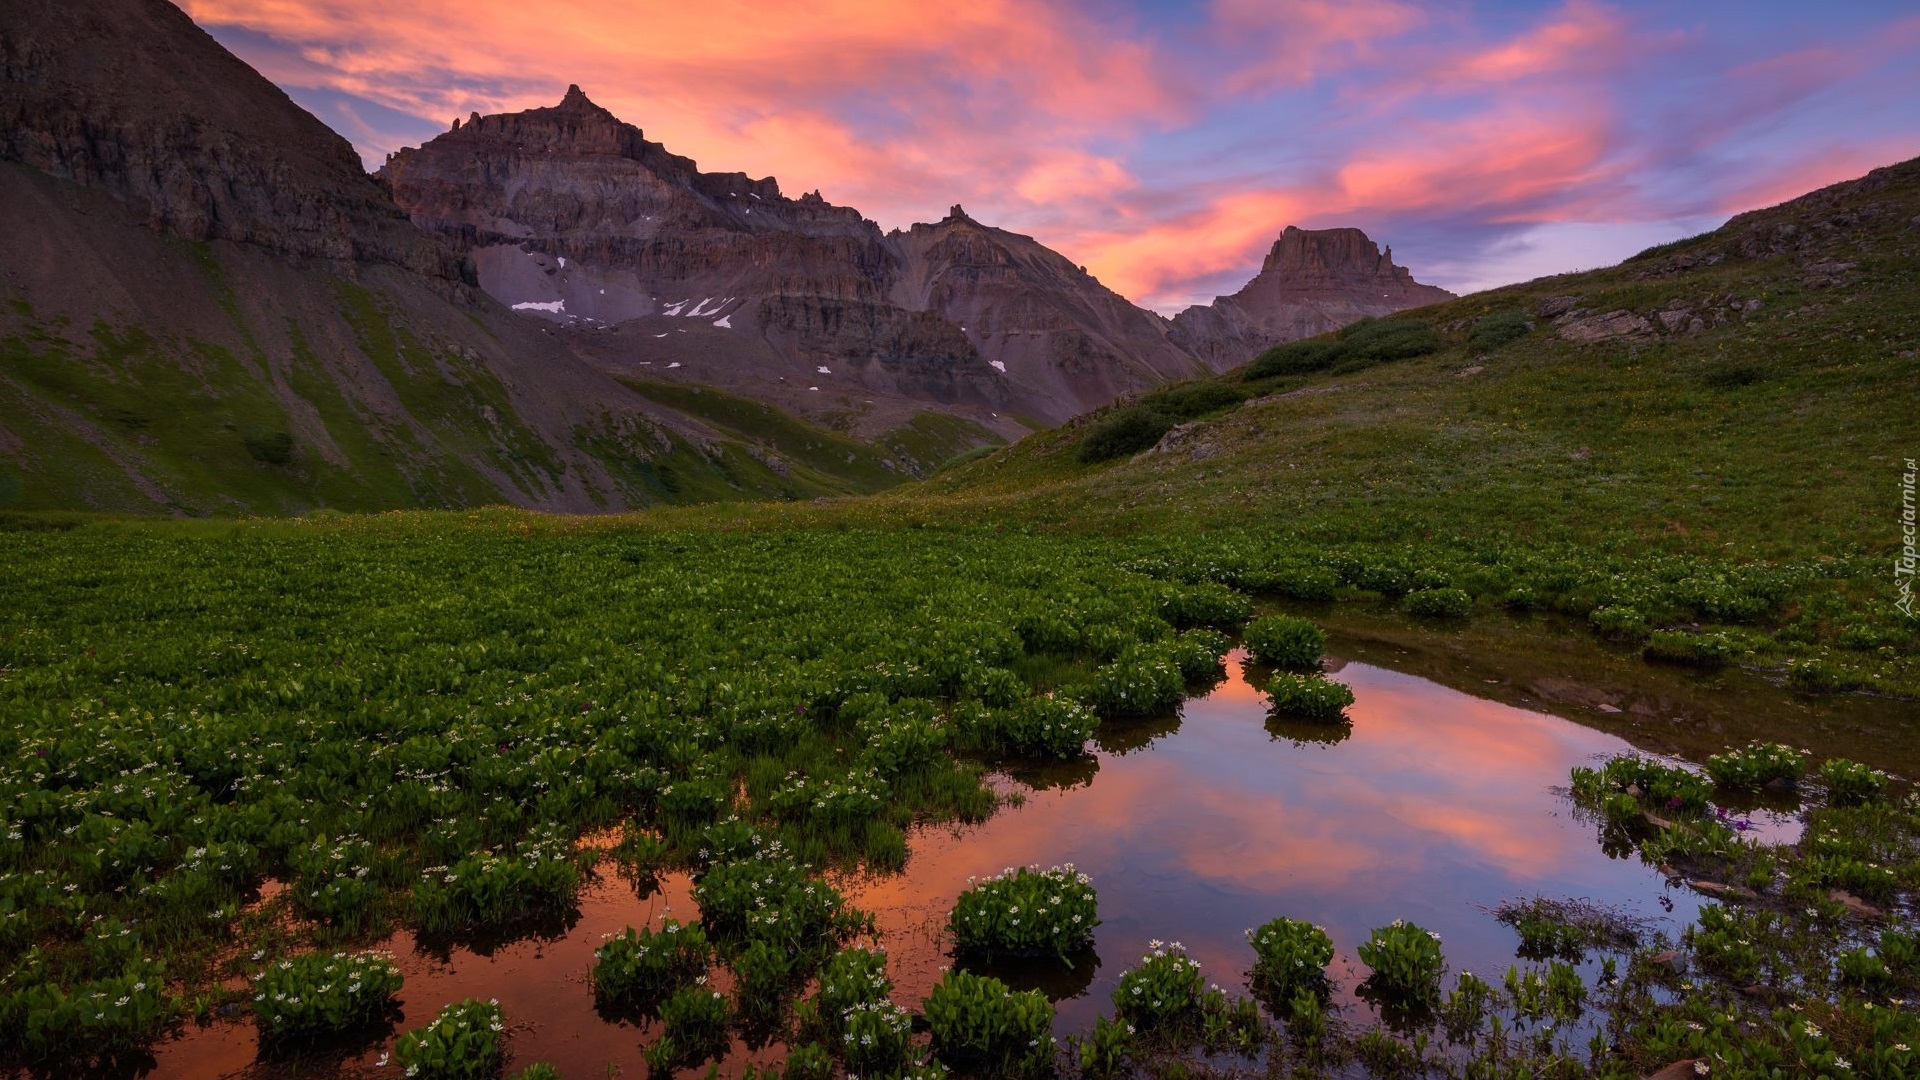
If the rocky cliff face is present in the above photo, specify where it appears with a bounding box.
[0,0,466,281]
[1169,226,1456,368]
[382,91,1203,426]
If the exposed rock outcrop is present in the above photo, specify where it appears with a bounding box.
[1168,226,1455,368]
[0,0,466,280]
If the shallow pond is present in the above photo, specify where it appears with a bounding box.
[148,650,1807,1078]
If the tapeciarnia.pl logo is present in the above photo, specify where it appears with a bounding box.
[1899,457,1917,618]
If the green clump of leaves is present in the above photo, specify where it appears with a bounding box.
[1111,940,1206,1033]
[1076,1013,1134,1076]
[1403,586,1472,620]
[809,947,893,1037]
[1467,311,1532,353]
[1245,315,1448,380]
[393,998,504,1080]
[1246,917,1334,1007]
[692,850,864,952]
[1086,642,1187,717]
[1818,758,1890,806]
[1246,338,1348,379]
[1333,318,1444,370]
[1139,380,1248,421]
[590,918,710,1012]
[949,864,1099,959]
[1242,614,1326,671]
[1705,741,1808,792]
[1358,921,1446,1006]
[1265,672,1354,720]
[957,696,1098,760]
[1078,405,1173,463]
[412,825,584,933]
[923,970,1055,1076]
[1643,630,1741,668]
[1570,754,1714,817]
[251,949,402,1041]
[648,983,732,1069]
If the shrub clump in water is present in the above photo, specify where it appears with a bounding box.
[949,864,1099,959]
[1265,672,1354,720]
[1242,614,1326,671]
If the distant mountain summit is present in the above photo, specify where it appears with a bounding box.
[1170,226,1456,368]
[381,88,1204,430]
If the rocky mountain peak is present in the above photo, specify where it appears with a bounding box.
[1263,225,1409,280]
[1168,225,1454,368]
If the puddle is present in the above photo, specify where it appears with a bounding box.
[146,653,1776,1077]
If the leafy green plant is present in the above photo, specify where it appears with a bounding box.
[1265,672,1354,720]
[1079,405,1173,463]
[1818,758,1890,806]
[692,851,862,951]
[251,950,402,1040]
[1357,921,1446,1005]
[1139,381,1248,421]
[1156,581,1253,630]
[6,960,175,1060]
[1246,338,1347,379]
[1403,587,1472,619]
[393,998,505,1080]
[836,998,916,1075]
[1246,917,1333,1005]
[809,947,892,1038]
[1588,605,1651,644]
[649,983,731,1068]
[1705,741,1808,792]
[1684,904,1770,984]
[1336,317,1443,365]
[1112,940,1205,1033]
[1086,643,1186,717]
[1570,754,1713,816]
[1467,311,1532,353]
[781,1042,835,1080]
[1075,1013,1133,1076]
[922,970,1054,1075]
[949,864,1098,959]
[1642,629,1741,668]
[590,919,710,1011]
[1242,614,1326,670]
[960,695,1097,760]
[413,824,584,932]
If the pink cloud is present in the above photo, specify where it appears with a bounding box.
[1436,0,1628,84]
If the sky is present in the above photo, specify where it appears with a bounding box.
[183,0,1920,313]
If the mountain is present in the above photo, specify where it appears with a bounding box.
[379,89,1206,432]
[1168,226,1457,369]
[0,0,908,515]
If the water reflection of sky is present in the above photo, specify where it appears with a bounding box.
[151,654,1743,1077]
[852,655,1710,1030]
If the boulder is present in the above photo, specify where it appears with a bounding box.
[1554,310,1654,343]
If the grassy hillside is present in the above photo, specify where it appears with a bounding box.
[926,157,1920,556]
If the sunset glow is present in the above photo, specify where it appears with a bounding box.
[185,0,1920,310]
